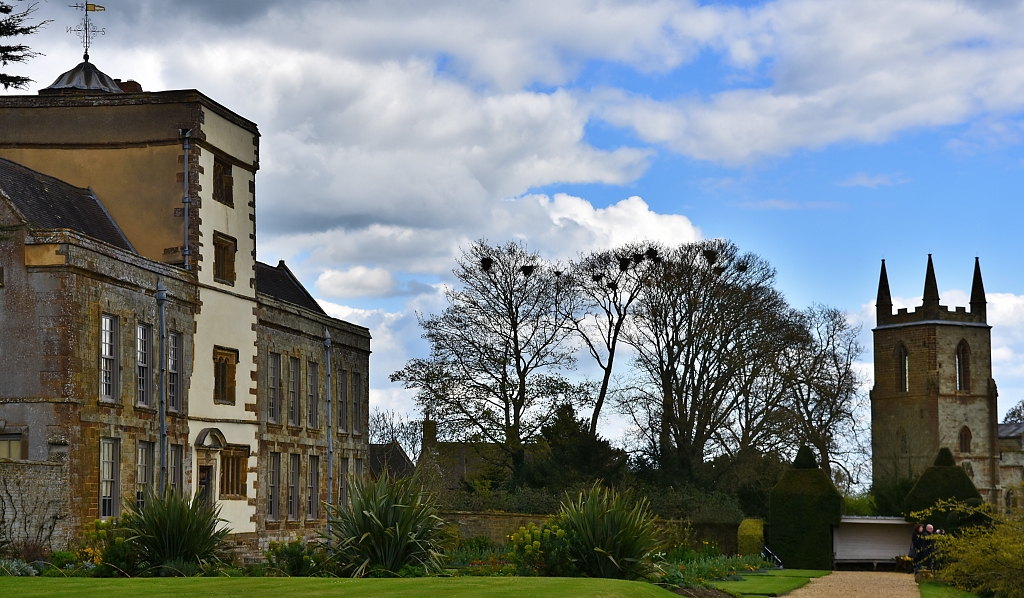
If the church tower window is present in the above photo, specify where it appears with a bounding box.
[956,341,970,392]
[959,426,972,454]
[896,343,909,393]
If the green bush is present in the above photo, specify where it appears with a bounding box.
[265,538,329,576]
[768,446,843,570]
[659,554,767,589]
[508,521,574,577]
[557,484,661,580]
[447,535,507,567]
[919,499,1022,598]
[323,472,446,577]
[121,486,232,575]
[79,517,141,577]
[0,558,37,576]
[843,493,877,516]
[737,518,763,556]
[904,449,982,531]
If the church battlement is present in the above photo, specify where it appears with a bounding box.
[875,255,988,329]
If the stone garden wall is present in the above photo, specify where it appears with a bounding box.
[0,460,72,553]
[440,510,739,554]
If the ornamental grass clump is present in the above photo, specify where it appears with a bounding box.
[323,472,446,577]
[120,487,232,575]
[556,484,661,579]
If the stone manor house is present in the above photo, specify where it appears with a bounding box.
[0,58,370,554]
[872,256,1024,510]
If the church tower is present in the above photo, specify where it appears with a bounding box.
[871,256,1001,504]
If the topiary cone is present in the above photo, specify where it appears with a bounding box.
[768,446,843,570]
[903,448,981,529]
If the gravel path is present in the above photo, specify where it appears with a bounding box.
[786,571,919,598]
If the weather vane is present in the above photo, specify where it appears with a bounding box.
[67,3,106,62]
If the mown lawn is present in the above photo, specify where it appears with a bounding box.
[919,581,981,598]
[709,569,830,597]
[0,576,678,598]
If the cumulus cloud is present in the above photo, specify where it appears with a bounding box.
[315,266,397,299]
[263,193,699,287]
[589,0,1024,164]
[14,0,1024,436]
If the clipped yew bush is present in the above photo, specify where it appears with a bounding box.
[904,448,982,531]
[737,518,764,556]
[768,446,843,570]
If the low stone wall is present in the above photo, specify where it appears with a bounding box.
[440,510,740,554]
[0,460,72,553]
[440,510,548,544]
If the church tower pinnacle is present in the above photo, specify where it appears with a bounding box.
[923,253,940,311]
[876,259,892,323]
[971,257,987,322]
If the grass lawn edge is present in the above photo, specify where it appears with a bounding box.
[0,576,680,598]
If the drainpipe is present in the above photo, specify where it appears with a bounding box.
[156,279,168,492]
[180,129,192,271]
[325,327,333,532]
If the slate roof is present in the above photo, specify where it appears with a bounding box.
[0,157,134,252]
[255,260,325,314]
[999,422,1024,438]
[368,442,416,480]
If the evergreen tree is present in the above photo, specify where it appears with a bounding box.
[1,1,49,90]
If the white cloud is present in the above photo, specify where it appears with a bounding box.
[838,173,910,188]
[315,266,396,299]
[589,0,1024,164]
[15,0,1024,440]
[263,194,700,285]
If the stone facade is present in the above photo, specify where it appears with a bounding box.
[871,256,1002,504]
[255,291,371,549]
[0,221,196,543]
[0,63,370,554]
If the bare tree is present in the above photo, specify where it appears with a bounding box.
[567,243,661,436]
[369,407,423,463]
[391,240,580,481]
[1,2,49,90]
[621,239,792,482]
[782,304,866,484]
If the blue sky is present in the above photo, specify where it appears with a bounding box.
[7,0,1024,428]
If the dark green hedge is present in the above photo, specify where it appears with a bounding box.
[904,448,982,530]
[768,446,843,570]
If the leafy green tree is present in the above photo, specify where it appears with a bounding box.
[523,403,627,489]
[1,1,49,90]
[1006,399,1024,424]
